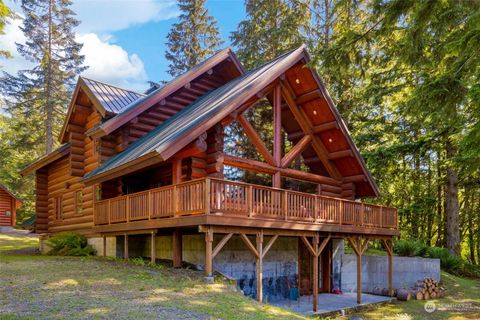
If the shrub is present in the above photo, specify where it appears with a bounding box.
[393,239,420,256]
[460,262,480,278]
[427,247,461,273]
[48,232,96,256]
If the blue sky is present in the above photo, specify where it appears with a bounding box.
[1,0,246,92]
[112,0,246,84]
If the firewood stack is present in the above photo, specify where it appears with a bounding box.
[369,278,445,301]
[404,278,445,300]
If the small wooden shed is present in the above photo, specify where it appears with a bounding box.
[0,183,22,227]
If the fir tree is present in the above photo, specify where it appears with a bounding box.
[165,0,222,77]
[0,1,14,58]
[0,0,86,153]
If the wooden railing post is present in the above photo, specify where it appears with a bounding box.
[126,196,130,223]
[173,185,178,217]
[148,191,152,220]
[205,178,211,214]
[339,200,343,226]
[379,206,383,228]
[360,203,364,226]
[107,199,111,225]
[283,190,288,221]
[247,185,253,217]
[314,195,318,222]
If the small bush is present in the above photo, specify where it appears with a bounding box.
[393,239,420,256]
[460,262,480,278]
[427,247,461,273]
[48,232,96,256]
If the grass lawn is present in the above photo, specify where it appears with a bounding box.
[1,232,479,320]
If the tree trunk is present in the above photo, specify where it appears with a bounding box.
[445,139,460,256]
[45,0,54,153]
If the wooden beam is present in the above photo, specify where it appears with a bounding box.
[312,121,338,134]
[173,228,182,268]
[280,82,341,179]
[205,226,213,277]
[224,154,342,186]
[124,233,128,261]
[173,136,207,159]
[328,150,353,160]
[295,89,322,105]
[273,85,282,188]
[301,236,317,256]
[239,233,259,258]
[344,174,367,183]
[281,135,312,168]
[383,239,393,296]
[317,235,331,256]
[151,231,156,264]
[312,234,319,312]
[212,233,233,258]
[237,115,275,166]
[256,230,264,303]
[262,235,279,258]
[172,158,182,184]
[103,235,106,258]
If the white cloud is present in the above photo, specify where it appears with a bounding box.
[0,16,33,74]
[78,33,149,92]
[72,0,178,33]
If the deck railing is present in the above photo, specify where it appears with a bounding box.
[94,177,398,230]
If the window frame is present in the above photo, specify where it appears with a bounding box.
[74,190,83,215]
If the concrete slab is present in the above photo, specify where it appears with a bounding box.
[270,293,394,315]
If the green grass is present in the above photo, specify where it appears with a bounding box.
[338,272,480,320]
[0,234,306,320]
[1,234,479,320]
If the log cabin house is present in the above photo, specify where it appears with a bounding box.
[0,183,22,227]
[21,45,398,312]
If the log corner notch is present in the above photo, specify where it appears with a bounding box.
[301,234,331,312]
[347,236,370,304]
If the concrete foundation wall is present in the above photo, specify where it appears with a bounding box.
[341,254,441,293]
[87,237,116,257]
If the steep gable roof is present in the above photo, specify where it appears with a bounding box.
[85,48,244,139]
[59,77,144,143]
[82,47,306,184]
[81,77,145,114]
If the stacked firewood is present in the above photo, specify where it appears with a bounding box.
[397,278,445,301]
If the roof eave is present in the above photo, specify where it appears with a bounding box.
[81,152,163,186]
[20,144,71,176]
[302,49,380,198]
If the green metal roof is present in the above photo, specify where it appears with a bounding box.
[83,47,305,182]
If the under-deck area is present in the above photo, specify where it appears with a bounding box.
[94,178,398,313]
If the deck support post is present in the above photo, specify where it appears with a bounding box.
[205,226,213,279]
[124,233,128,261]
[173,228,182,268]
[312,234,319,313]
[151,231,156,264]
[102,235,106,257]
[256,230,264,303]
[383,238,394,296]
[301,233,330,313]
[347,236,369,304]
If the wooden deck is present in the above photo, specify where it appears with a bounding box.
[93,178,398,235]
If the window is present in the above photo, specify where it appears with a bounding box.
[54,196,63,220]
[75,190,83,215]
[93,138,101,158]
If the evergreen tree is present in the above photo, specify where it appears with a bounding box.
[0,0,86,154]
[165,0,222,77]
[0,1,14,58]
